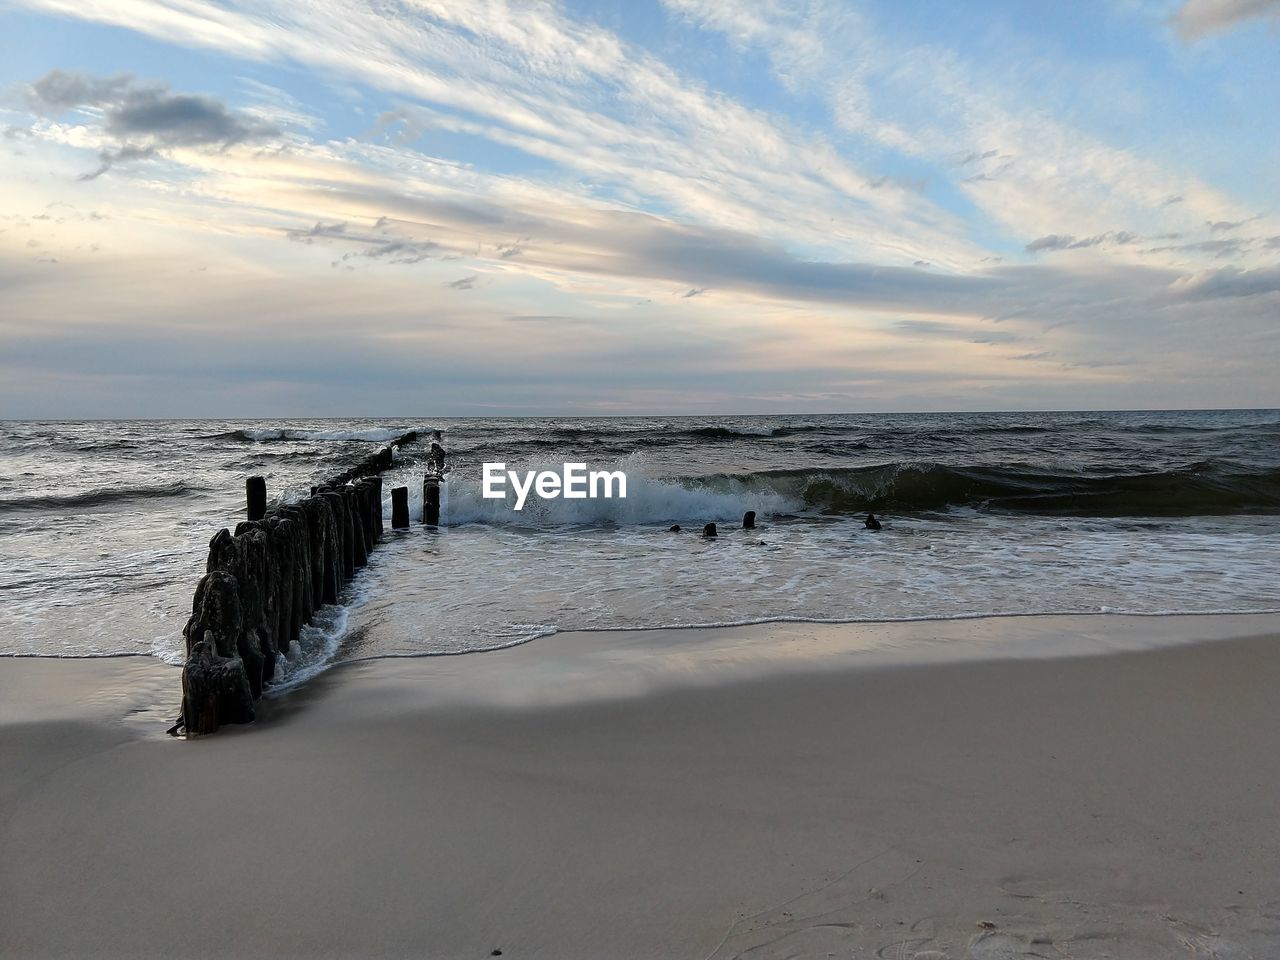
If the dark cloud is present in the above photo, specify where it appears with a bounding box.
[1026,231,1138,253]
[28,71,132,111]
[284,182,1269,325]
[78,144,158,181]
[287,221,348,243]
[1207,218,1253,232]
[346,239,437,264]
[288,220,436,264]
[1161,195,1185,206]
[447,275,477,290]
[1145,238,1244,258]
[868,174,927,193]
[957,149,999,166]
[27,70,280,178]
[682,287,705,298]
[1171,266,1280,299]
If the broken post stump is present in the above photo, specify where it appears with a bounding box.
[246,476,267,521]
[182,638,255,735]
[392,486,409,529]
[423,477,440,526]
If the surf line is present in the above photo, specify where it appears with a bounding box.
[482,462,627,511]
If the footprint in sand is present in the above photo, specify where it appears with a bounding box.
[872,915,953,959]
[1165,917,1253,960]
[966,929,1059,959]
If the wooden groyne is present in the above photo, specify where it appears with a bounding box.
[174,429,432,736]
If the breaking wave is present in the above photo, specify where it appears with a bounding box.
[421,460,1280,524]
[0,482,199,513]
[687,461,1280,516]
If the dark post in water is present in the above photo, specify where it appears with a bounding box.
[392,486,410,529]
[423,479,440,526]
[246,476,267,521]
[423,430,445,526]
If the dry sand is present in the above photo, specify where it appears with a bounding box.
[3,614,1280,959]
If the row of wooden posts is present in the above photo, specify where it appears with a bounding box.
[175,430,445,736]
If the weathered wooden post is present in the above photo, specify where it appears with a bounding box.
[370,476,384,537]
[703,522,718,537]
[246,476,267,521]
[175,428,430,736]
[423,479,440,526]
[423,431,445,526]
[743,510,756,529]
[391,487,409,529]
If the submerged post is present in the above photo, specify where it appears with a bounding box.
[246,476,267,522]
[743,510,756,529]
[392,486,409,529]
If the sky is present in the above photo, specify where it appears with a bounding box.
[0,0,1278,417]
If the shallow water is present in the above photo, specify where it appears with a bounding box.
[2,411,1278,683]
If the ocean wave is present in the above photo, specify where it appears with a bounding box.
[1120,421,1280,435]
[687,460,1280,516]
[401,458,1280,524]
[0,482,199,513]
[218,427,418,443]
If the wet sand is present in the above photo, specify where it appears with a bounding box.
[3,614,1280,959]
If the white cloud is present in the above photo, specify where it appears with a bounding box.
[2,0,1278,412]
[661,0,1277,270]
[9,0,983,269]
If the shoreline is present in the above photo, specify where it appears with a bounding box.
[3,615,1280,958]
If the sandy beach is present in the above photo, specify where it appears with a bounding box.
[3,614,1280,959]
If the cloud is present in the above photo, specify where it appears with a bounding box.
[1026,231,1138,253]
[78,144,158,181]
[682,287,705,298]
[893,319,1020,344]
[1170,0,1280,39]
[287,218,436,264]
[1145,238,1245,257]
[1170,266,1280,299]
[286,221,348,243]
[9,1,986,269]
[662,0,1269,272]
[3,0,1279,414]
[27,69,280,176]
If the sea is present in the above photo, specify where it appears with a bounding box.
[2,410,1278,687]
